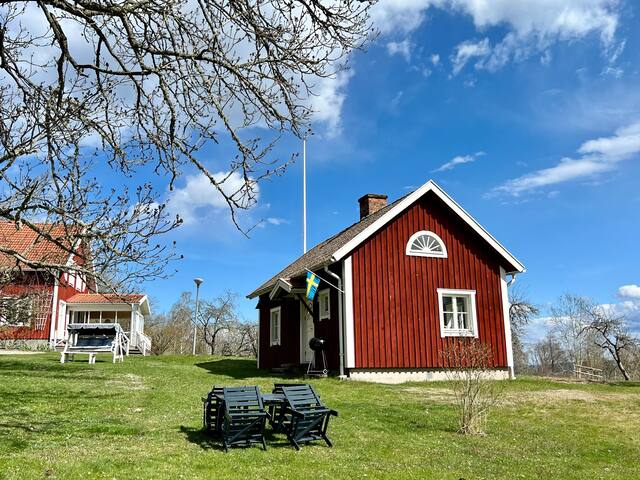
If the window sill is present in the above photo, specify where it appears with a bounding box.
[442,330,476,338]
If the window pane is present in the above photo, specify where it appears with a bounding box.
[442,296,453,313]
[458,312,468,330]
[444,312,454,329]
[456,296,467,314]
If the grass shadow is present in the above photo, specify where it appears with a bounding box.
[180,425,293,452]
[195,358,278,380]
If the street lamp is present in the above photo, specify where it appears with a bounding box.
[192,277,204,355]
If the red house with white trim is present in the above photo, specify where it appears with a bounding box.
[0,223,151,353]
[248,180,525,383]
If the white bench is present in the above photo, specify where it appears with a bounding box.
[60,335,122,364]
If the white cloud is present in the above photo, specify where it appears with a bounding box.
[451,38,491,75]
[167,171,258,225]
[430,53,441,66]
[265,217,288,226]
[433,151,485,172]
[386,39,412,62]
[371,0,622,76]
[493,120,640,196]
[578,122,640,158]
[310,70,354,138]
[619,285,640,299]
[370,0,436,35]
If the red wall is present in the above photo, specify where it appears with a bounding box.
[0,272,54,340]
[0,271,84,341]
[351,191,509,370]
[258,296,300,368]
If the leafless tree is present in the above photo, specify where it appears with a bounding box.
[530,333,571,376]
[550,293,594,367]
[0,1,375,290]
[580,303,637,381]
[443,340,504,435]
[509,285,539,337]
[167,291,196,354]
[237,322,258,357]
[146,313,176,355]
[197,291,237,355]
[509,285,539,373]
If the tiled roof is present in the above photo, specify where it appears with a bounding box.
[66,293,145,304]
[0,222,77,268]
[247,195,407,298]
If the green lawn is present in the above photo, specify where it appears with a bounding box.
[1,354,639,479]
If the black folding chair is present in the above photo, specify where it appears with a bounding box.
[221,386,268,451]
[202,386,225,435]
[281,385,338,450]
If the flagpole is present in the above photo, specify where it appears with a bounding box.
[303,137,307,254]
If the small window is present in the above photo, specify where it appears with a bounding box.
[318,290,330,320]
[406,231,447,258]
[270,306,281,346]
[437,289,477,337]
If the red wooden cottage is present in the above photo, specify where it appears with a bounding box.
[0,222,151,354]
[248,180,525,383]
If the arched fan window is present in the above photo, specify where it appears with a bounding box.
[405,231,447,258]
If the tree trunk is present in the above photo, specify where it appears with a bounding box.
[612,352,630,381]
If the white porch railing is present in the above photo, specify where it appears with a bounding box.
[120,331,131,356]
[132,330,152,356]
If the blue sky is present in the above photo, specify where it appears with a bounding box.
[144,1,640,343]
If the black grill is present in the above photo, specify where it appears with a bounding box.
[309,337,326,351]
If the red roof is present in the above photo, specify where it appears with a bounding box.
[66,293,145,304]
[0,222,78,268]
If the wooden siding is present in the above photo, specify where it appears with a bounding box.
[257,267,341,371]
[258,297,300,369]
[0,272,55,340]
[0,271,85,341]
[351,191,509,369]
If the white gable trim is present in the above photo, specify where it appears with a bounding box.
[269,278,293,300]
[331,180,525,273]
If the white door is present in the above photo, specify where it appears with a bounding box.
[299,303,314,364]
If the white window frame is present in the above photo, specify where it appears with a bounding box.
[269,306,281,346]
[406,230,448,258]
[437,288,478,338]
[318,289,330,320]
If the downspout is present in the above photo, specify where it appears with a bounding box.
[507,272,518,287]
[323,264,345,379]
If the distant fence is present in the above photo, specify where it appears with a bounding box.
[574,364,604,382]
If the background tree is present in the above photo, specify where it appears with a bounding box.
[579,302,637,381]
[550,294,593,367]
[530,333,572,376]
[197,291,237,355]
[508,285,539,374]
[0,1,375,290]
[146,290,256,356]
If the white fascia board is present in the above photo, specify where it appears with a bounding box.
[343,256,355,369]
[331,180,525,273]
[268,278,293,300]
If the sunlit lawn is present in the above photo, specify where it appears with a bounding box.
[1,353,639,479]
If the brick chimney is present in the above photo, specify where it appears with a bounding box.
[358,194,388,220]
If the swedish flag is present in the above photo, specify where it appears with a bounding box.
[306,271,320,300]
